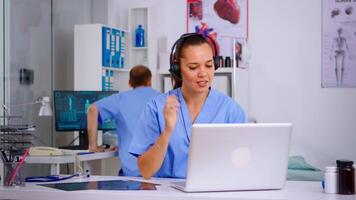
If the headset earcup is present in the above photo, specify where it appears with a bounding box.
[170,63,181,78]
[214,56,220,70]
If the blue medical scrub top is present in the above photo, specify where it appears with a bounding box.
[129,88,246,178]
[94,87,160,176]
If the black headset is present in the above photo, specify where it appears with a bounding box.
[169,33,220,79]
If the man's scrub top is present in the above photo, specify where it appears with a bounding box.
[129,87,246,178]
[94,87,160,176]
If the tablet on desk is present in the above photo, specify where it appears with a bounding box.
[39,180,159,191]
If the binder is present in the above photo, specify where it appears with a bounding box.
[111,29,120,68]
[101,69,114,91]
[119,31,126,68]
[101,69,107,91]
[108,70,114,91]
[102,26,111,67]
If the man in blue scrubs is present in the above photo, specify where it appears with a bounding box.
[87,65,160,176]
[129,34,246,179]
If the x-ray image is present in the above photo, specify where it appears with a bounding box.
[322,1,356,88]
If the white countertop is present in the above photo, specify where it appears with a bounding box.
[1,175,355,200]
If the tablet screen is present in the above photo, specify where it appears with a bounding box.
[40,180,158,191]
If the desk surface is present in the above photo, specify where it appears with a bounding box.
[25,151,118,164]
[1,176,355,200]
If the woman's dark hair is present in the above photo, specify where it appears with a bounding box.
[171,35,211,89]
[129,65,152,88]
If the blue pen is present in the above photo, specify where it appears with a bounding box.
[77,152,94,155]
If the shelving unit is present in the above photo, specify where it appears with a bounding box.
[128,7,150,68]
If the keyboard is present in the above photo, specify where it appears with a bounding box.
[58,145,88,150]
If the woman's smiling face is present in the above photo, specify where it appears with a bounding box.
[179,43,215,94]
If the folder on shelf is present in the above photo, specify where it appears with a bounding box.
[101,69,114,91]
[101,69,107,91]
[119,31,125,68]
[111,29,121,68]
[102,26,111,67]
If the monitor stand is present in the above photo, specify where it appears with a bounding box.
[59,130,88,150]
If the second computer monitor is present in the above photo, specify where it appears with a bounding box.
[53,90,117,150]
[54,90,117,132]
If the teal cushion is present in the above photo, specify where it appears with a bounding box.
[288,156,320,171]
[287,169,323,181]
[287,156,323,181]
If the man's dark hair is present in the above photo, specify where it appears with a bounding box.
[129,65,152,88]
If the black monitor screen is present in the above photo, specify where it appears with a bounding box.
[54,90,117,132]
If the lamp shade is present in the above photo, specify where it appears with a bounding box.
[38,96,52,116]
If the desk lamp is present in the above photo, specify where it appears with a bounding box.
[2,96,53,117]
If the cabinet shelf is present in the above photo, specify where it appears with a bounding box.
[130,46,147,50]
[158,68,235,75]
[216,68,233,73]
[128,7,149,68]
[158,69,169,75]
[102,67,129,72]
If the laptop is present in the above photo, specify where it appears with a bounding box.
[171,123,292,192]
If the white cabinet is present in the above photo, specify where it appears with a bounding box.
[74,24,128,91]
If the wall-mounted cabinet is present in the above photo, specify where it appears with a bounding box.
[74,24,128,91]
[128,7,149,68]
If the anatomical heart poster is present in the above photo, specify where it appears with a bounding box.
[187,0,249,68]
[322,0,356,88]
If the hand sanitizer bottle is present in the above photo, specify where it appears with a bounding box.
[135,25,144,47]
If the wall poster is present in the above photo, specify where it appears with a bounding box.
[187,0,249,68]
[322,0,356,88]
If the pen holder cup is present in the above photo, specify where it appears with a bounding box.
[3,162,25,187]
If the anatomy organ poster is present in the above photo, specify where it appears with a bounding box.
[187,0,248,67]
[322,0,356,88]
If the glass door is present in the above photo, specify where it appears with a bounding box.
[3,0,53,146]
[1,0,4,124]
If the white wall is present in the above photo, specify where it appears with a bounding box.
[249,0,356,168]
[53,0,93,90]
[110,0,356,169]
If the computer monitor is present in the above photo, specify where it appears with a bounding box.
[53,90,118,150]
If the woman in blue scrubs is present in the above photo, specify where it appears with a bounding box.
[129,33,246,179]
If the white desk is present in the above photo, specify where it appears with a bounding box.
[1,176,355,200]
[25,151,118,174]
